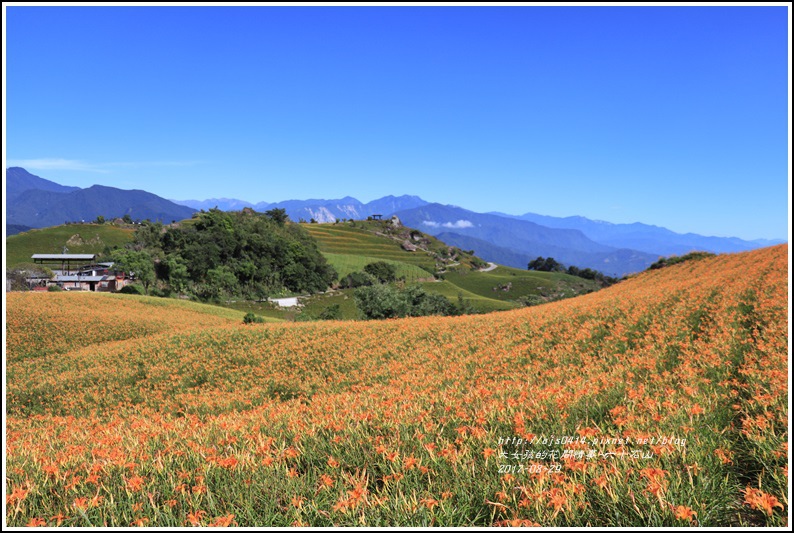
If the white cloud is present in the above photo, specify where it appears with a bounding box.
[443,220,474,229]
[7,158,203,173]
[421,219,474,229]
[7,158,109,173]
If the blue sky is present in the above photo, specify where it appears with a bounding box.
[4,5,790,240]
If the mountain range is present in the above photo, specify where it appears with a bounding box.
[173,195,429,223]
[393,204,660,276]
[5,167,784,276]
[6,167,195,231]
[491,211,782,257]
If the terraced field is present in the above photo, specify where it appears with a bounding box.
[323,253,435,282]
[303,222,600,316]
[303,223,438,272]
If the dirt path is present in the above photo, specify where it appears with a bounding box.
[479,262,498,272]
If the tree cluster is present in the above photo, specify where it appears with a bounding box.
[528,256,618,286]
[111,208,337,301]
[354,283,461,320]
[648,251,715,270]
[565,265,618,286]
[6,263,53,291]
[339,261,399,289]
[527,256,565,272]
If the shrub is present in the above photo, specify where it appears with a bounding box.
[354,284,458,320]
[339,271,377,289]
[317,304,342,320]
[243,312,265,324]
[363,261,398,283]
[649,251,715,270]
[119,284,145,295]
[354,284,409,320]
[47,284,63,292]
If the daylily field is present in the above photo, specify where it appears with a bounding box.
[5,245,789,527]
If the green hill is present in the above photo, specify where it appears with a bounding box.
[323,253,434,282]
[442,264,599,303]
[303,222,439,273]
[7,219,602,320]
[302,220,601,317]
[5,223,135,267]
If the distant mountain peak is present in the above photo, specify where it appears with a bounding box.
[6,167,195,228]
[7,167,81,202]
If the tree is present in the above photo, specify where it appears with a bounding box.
[125,208,336,301]
[363,261,398,283]
[528,256,564,272]
[112,249,155,295]
[339,271,377,289]
[354,283,409,320]
[122,213,134,224]
[243,312,265,324]
[6,263,53,291]
[528,257,545,271]
[95,215,105,224]
[165,256,190,295]
[402,285,456,317]
[132,220,164,251]
[264,208,289,226]
[204,265,239,301]
[354,284,458,320]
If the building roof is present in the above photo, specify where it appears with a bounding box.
[54,275,108,282]
[32,254,97,260]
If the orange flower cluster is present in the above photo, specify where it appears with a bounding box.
[5,245,788,526]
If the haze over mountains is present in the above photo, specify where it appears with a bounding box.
[5,167,784,276]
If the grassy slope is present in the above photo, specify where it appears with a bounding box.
[5,245,787,526]
[5,223,135,267]
[323,253,434,282]
[303,222,439,272]
[417,280,518,312]
[443,265,599,303]
[5,292,276,362]
[304,222,599,316]
[7,220,597,320]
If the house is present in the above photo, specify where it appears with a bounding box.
[28,254,128,292]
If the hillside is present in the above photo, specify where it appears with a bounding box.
[6,218,601,319]
[5,244,787,526]
[5,292,265,363]
[301,219,600,317]
[303,219,478,273]
[5,223,135,267]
